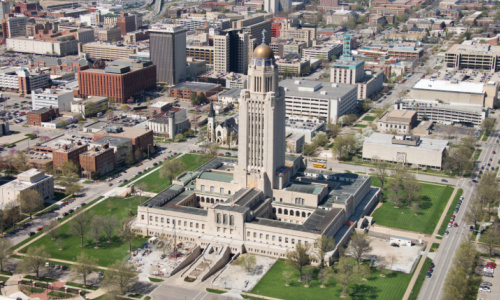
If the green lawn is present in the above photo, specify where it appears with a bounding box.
[371,179,454,234]
[0,276,9,283]
[21,196,147,267]
[437,189,462,236]
[410,257,432,299]
[354,124,367,128]
[134,153,214,193]
[430,243,440,253]
[362,116,376,121]
[251,260,412,300]
[473,149,482,161]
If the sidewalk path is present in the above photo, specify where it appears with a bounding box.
[401,185,459,300]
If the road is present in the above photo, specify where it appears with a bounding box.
[417,113,500,300]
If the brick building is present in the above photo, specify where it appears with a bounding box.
[148,101,172,118]
[77,59,156,104]
[79,144,115,179]
[52,141,88,170]
[27,107,59,126]
[93,127,154,155]
[117,13,136,35]
[170,81,221,101]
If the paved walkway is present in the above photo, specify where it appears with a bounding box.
[401,185,459,300]
[30,280,66,300]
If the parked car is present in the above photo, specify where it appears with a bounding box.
[481,281,492,286]
[484,273,494,278]
[28,232,35,236]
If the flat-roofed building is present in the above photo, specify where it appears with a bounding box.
[80,42,143,60]
[445,43,500,71]
[90,136,132,166]
[71,96,109,117]
[301,44,343,61]
[279,79,358,124]
[377,110,417,134]
[170,81,222,100]
[52,141,88,170]
[31,88,74,112]
[79,144,115,179]
[186,45,214,65]
[96,27,122,42]
[409,79,497,108]
[362,133,448,169]
[0,169,54,209]
[93,126,154,155]
[6,37,79,56]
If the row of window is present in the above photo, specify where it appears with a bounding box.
[274,207,311,218]
[247,231,309,245]
[216,213,235,225]
[142,215,206,230]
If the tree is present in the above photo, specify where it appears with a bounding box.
[160,159,185,183]
[190,93,200,106]
[0,239,12,272]
[59,120,68,128]
[65,184,82,197]
[174,133,184,142]
[121,217,135,252]
[477,171,499,211]
[314,235,335,268]
[14,151,29,171]
[61,160,79,178]
[326,120,341,138]
[134,149,143,161]
[403,173,421,205]
[318,267,334,288]
[282,268,293,286]
[481,118,495,135]
[349,232,372,265]
[333,257,357,298]
[18,246,49,278]
[135,182,148,203]
[482,230,498,256]
[17,189,44,218]
[286,242,311,281]
[73,253,98,286]
[102,260,138,294]
[372,157,389,190]
[386,167,406,206]
[197,93,207,104]
[238,254,257,273]
[465,197,483,228]
[89,217,102,248]
[119,104,130,111]
[313,132,329,147]
[303,266,314,287]
[332,134,362,161]
[303,143,317,156]
[71,212,91,247]
[102,215,118,243]
[45,220,60,240]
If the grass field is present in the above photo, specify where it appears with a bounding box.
[22,196,147,267]
[430,243,440,253]
[362,116,376,121]
[410,257,432,299]
[250,260,412,300]
[437,189,462,236]
[133,153,213,193]
[354,124,367,128]
[371,178,454,234]
[473,149,482,161]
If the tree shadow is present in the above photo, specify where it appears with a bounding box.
[350,284,379,300]
[418,196,432,210]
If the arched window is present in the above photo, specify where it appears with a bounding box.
[230,215,234,226]
[223,214,228,225]
[290,210,294,216]
[302,212,306,217]
[284,209,288,215]
[272,207,276,213]
[201,197,205,202]
[296,211,300,217]
[278,208,282,214]
[216,213,221,224]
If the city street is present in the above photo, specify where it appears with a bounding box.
[417,113,500,300]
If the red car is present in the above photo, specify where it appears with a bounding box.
[452,214,456,218]
[486,262,497,268]
[62,201,68,205]
[454,222,458,227]
[138,162,143,166]
[36,226,44,231]
[493,151,496,154]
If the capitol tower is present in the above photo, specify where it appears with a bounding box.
[234,36,286,197]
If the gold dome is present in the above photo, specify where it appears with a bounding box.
[253,45,274,58]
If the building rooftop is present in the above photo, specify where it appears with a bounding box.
[95,127,152,139]
[412,79,485,94]
[198,171,234,183]
[92,136,131,147]
[220,88,242,98]
[380,110,416,122]
[447,43,500,55]
[279,79,357,100]
[286,183,323,195]
[149,24,188,33]
[2,169,51,191]
[81,146,113,157]
[171,81,220,92]
[364,132,448,152]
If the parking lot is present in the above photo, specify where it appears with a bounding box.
[476,257,500,300]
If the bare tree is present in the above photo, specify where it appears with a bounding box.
[303,266,314,287]
[102,260,138,295]
[403,173,422,205]
[17,189,44,218]
[71,212,91,247]
[159,159,185,184]
[135,182,148,203]
[18,246,49,278]
[333,257,357,298]
[314,235,335,268]
[89,217,102,248]
[102,216,118,243]
[0,239,13,271]
[482,230,498,256]
[349,232,373,265]
[282,268,293,286]
[372,157,389,190]
[45,220,60,240]
[318,267,334,288]
[121,217,136,252]
[239,254,257,273]
[73,253,98,286]
[286,242,311,281]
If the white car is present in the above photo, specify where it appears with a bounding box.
[479,286,491,292]
[484,267,494,273]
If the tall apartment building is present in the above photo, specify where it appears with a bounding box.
[6,37,79,56]
[79,145,115,179]
[0,67,50,94]
[264,0,291,13]
[78,59,156,104]
[53,142,88,170]
[96,27,122,42]
[186,45,214,65]
[80,42,141,60]
[0,1,10,20]
[280,20,317,47]
[0,169,54,210]
[117,13,136,35]
[214,30,249,74]
[232,15,272,49]
[4,17,28,38]
[149,24,187,85]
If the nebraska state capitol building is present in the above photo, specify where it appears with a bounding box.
[133,44,380,262]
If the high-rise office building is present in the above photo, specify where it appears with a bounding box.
[214,29,249,74]
[264,0,290,13]
[149,24,187,85]
[0,1,10,20]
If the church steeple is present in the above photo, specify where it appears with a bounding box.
[208,100,215,118]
